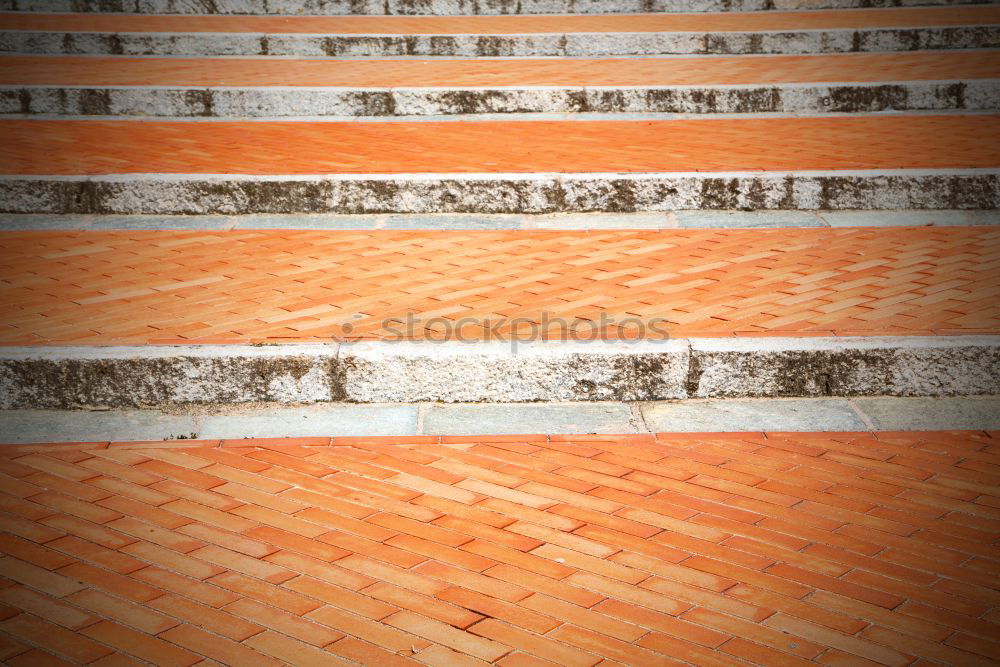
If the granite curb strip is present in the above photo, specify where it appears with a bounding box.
[3,170,998,214]
[4,27,998,56]
[1,335,996,408]
[5,81,998,116]
[0,0,989,14]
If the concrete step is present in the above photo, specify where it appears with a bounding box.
[2,397,999,441]
[2,337,998,407]
[4,52,998,117]
[3,7,998,55]
[3,0,996,14]
[2,115,998,213]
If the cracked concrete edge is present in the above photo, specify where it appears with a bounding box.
[3,27,999,56]
[0,0,990,13]
[5,81,998,117]
[2,170,998,214]
[3,210,997,231]
[1,335,997,409]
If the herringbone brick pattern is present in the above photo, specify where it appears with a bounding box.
[3,116,999,175]
[1,227,997,344]
[0,431,996,665]
[2,5,997,33]
[4,51,998,86]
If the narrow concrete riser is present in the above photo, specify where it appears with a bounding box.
[5,82,996,117]
[2,172,997,214]
[2,0,990,14]
[4,28,997,57]
[1,337,996,408]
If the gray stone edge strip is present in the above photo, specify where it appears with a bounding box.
[4,80,997,116]
[3,396,1000,442]
[1,335,997,408]
[1,0,993,15]
[3,169,998,213]
[3,209,999,231]
[3,26,999,56]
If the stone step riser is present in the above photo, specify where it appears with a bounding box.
[2,0,991,14]
[5,81,996,117]
[4,27,998,56]
[2,337,996,408]
[3,171,996,214]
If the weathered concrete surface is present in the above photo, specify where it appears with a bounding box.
[1,336,997,408]
[3,171,997,214]
[0,0,989,13]
[4,210,996,231]
[0,344,343,409]
[5,81,996,117]
[689,335,1000,398]
[4,27,997,57]
[0,0,980,13]
[642,397,867,431]
[338,340,691,403]
[2,396,997,443]
[852,395,1000,430]
[422,402,640,434]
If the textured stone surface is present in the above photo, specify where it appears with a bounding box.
[5,81,997,117]
[339,340,691,403]
[0,0,987,13]
[3,171,996,214]
[2,336,997,408]
[0,345,342,409]
[689,336,1000,398]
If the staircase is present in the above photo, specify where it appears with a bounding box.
[0,1,997,410]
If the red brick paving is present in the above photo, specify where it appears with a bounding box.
[1,227,997,345]
[1,5,997,33]
[3,116,999,175]
[3,51,998,86]
[0,431,996,665]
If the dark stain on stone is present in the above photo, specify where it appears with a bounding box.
[823,85,908,112]
[429,36,459,55]
[18,88,29,114]
[613,354,672,401]
[259,36,270,55]
[107,33,124,55]
[185,89,214,117]
[79,88,111,115]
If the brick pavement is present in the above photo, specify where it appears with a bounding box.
[2,5,997,33]
[0,431,996,665]
[3,51,998,86]
[1,227,997,345]
[3,116,999,175]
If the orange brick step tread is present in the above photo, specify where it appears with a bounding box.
[2,51,997,86]
[2,116,999,175]
[1,227,997,345]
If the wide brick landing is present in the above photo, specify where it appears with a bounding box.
[1,227,997,345]
[3,115,999,175]
[2,6,996,33]
[0,431,996,664]
[3,51,998,86]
